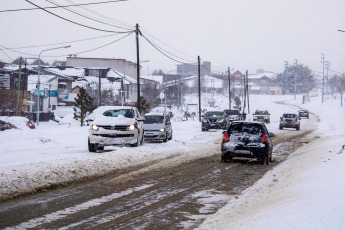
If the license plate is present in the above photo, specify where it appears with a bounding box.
[210,124,215,126]
[235,150,251,154]
[145,133,154,135]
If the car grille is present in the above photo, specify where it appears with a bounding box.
[96,134,134,138]
[208,118,219,123]
[100,125,128,131]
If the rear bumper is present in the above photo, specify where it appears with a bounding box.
[221,144,268,159]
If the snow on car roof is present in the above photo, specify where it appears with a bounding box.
[144,112,165,116]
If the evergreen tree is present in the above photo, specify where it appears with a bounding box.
[73,87,96,127]
[135,96,150,115]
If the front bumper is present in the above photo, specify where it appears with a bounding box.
[202,122,227,129]
[89,129,138,146]
[144,131,166,141]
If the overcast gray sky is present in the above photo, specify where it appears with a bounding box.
[1,0,344,75]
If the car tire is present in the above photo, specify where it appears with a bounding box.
[88,138,97,152]
[279,125,283,130]
[296,125,300,130]
[163,134,168,142]
[259,153,269,165]
[130,132,141,147]
[168,132,173,140]
[97,146,104,151]
[221,154,228,163]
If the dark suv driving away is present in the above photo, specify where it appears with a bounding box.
[221,121,275,165]
[202,111,227,131]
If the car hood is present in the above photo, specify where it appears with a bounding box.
[93,115,135,126]
[143,123,165,130]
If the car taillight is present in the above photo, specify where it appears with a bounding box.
[261,134,268,144]
[223,132,229,143]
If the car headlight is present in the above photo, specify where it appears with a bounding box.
[264,116,268,119]
[218,119,224,123]
[202,119,208,123]
[159,128,165,132]
[253,116,257,119]
[92,124,99,131]
[128,124,135,130]
[233,116,237,120]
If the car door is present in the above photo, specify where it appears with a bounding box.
[165,115,172,138]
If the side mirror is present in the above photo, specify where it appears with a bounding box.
[269,132,276,137]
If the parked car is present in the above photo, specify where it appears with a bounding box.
[88,106,145,152]
[143,112,172,142]
[298,109,309,119]
[221,121,275,164]
[279,113,300,130]
[202,111,227,131]
[223,109,242,124]
[252,109,270,123]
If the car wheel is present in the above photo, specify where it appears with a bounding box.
[97,146,104,151]
[221,154,228,163]
[130,132,141,147]
[296,125,300,130]
[168,132,173,140]
[163,134,168,142]
[259,153,269,165]
[279,125,283,130]
[88,138,97,152]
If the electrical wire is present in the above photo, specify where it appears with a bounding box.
[63,0,133,30]
[25,0,131,33]
[142,34,196,64]
[44,0,134,31]
[0,33,124,51]
[0,0,128,13]
[0,48,14,62]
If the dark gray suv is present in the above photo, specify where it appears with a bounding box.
[202,111,227,131]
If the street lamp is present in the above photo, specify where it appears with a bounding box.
[36,45,71,126]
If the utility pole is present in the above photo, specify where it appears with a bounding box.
[198,56,201,122]
[136,23,141,113]
[294,59,297,100]
[16,57,22,116]
[242,72,246,117]
[325,61,329,95]
[321,53,325,103]
[228,67,231,109]
[246,70,250,115]
[284,61,289,94]
[98,68,101,107]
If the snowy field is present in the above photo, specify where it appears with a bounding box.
[1,93,345,229]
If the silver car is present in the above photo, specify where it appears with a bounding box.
[279,113,301,130]
[143,112,173,142]
[88,106,145,151]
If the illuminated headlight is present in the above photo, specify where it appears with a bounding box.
[253,116,257,119]
[233,116,238,120]
[159,128,165,132]
[202,119,208,123]
[218,119,224,123]
[264,116,268,119]
[92,124,99,131]
[128,124,135,130]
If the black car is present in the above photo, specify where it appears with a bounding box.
[202,111,227,131]
[252,109,270,123]
[221,121,275,164]
[223,109,242,124]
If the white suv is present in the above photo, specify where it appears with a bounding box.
[88,106,145,151]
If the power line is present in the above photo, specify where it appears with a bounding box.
[0,33,124,51]
[44,0,133,31]
[142,34,196,64]
[25,0,131,33]
[0,0,128,13]
[63,0,133,29]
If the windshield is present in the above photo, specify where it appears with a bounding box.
[254,110,268,115]
[144,116,164,124]
[283,114,296,118]
[224,110,239,115]
[205,111,224,117]
[102,109,135,118]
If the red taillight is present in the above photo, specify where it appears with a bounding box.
[223,132,229,143]
[261,134,268,144]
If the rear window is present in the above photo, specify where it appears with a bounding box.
[283,114,296,118]
[229,123,264,134]
[144,116,164,124]
[224,110,239,115]
[103,109,135,118]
